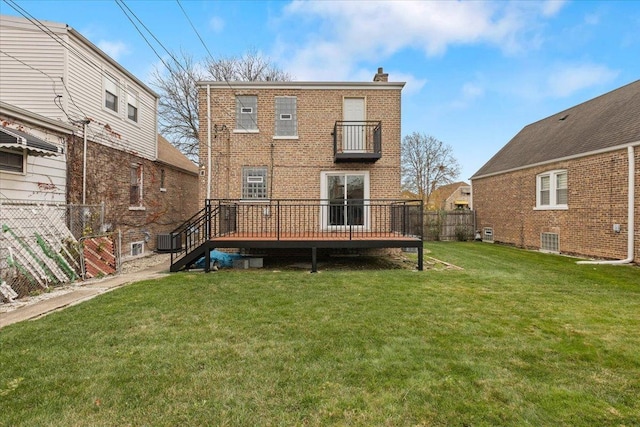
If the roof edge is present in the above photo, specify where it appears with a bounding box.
[0,101,75,133]
[197,81,406,90]
[471,140,640,180]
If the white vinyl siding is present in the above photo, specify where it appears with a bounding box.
[536,170,568,210]
[0,148,67,203]
[236,96,258,131]
[66,38,157,160]
[0,16,158,160]
[0,18,67,120]
[274,96,297,137]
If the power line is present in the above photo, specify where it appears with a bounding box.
[2,0,159,116]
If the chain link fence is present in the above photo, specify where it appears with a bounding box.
[0,201,112,303]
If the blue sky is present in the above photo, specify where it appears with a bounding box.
[3,0,639,180]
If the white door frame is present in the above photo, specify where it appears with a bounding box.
[319,170,370,230]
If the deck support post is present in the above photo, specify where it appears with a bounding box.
[204,244,212,273]
[311,247,317,273]
[417,246,423,271]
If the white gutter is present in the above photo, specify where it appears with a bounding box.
[578,145,635,265]
[206,84,212,200]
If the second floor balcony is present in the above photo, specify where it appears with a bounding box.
[333,121,382,163]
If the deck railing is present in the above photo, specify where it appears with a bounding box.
[333,121,382,161]
[170,198,423,270]
[205,198,422,240]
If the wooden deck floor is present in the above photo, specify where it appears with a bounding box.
[211,231,421,242]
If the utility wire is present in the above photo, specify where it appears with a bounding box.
[3,0,159,115]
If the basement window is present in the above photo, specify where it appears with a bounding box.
[483,227,494,243]
[541,232,559,253]
[131,241,144,257]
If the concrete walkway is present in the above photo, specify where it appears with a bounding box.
[0,261,171,329]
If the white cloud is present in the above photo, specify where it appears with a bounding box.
[209,16,225,33]
[97,40,130,61]
[546,64,619,97]
[449,82,486,109]
[277,1,561,81]
[541,0,567,17]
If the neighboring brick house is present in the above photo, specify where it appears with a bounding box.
[427,181,471,211]
[170,68,423,272]
[0,15,199,257]
[471,80,639,263]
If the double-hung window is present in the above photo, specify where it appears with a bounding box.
[242,167,268,200]
[536,170,567,209]
[104,73,119,113]
[127,88,138,122]
[274,96,297,137]
[236,95,258,131]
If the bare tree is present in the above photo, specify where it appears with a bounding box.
[401,132,461,207]
[151,49,291,160]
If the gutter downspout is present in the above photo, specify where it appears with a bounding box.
[578,145,635,265]
[206,84,212,200]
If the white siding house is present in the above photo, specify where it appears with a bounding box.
[0,15,158,160]
[0,102,71,203]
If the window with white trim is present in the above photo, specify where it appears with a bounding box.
[127,88,138,122]
[0,149,24,173]
[275,96,297,137]
[104,73,119,113]
[130,163,143,206]
[131,241,144,256]
[236,95,258,131]
[242,167,268,199]
[536,170,567,209]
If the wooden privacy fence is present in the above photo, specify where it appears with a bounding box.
[423,210,476,241]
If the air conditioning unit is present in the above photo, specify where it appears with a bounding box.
[157,233,181,253]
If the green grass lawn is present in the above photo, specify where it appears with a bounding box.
[1,242,639,426]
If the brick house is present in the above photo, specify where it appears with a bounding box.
[471,80,639,263]
[0,15,199,258]
[169,68,424,272]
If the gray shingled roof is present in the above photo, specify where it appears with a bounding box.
[472,80,640,178]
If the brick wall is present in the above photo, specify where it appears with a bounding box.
[66,135,199,255]
[472,147,639,262]
[197,85,402,205]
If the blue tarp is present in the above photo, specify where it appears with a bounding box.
[194,250,243,269]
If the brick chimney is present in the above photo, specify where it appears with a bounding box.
[373,67,388,82]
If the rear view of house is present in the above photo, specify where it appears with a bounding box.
[471,80,639,263]
[169,68,424,272]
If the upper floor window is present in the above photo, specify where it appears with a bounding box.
[242,166,267,199]
[536,170,567,209]
[104,73,119,113]
[236,95,258,131]
[127,88,138,122]
[275,96,297,137]
[0,149,24,173]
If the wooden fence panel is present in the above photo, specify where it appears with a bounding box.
[423,210,475,241]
